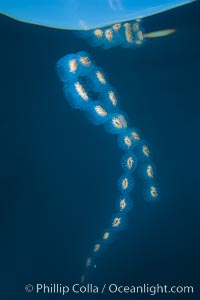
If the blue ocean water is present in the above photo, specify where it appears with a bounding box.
[0,2,199,299]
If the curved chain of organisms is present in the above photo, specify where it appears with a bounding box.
[0,0,194,285]
[56,51,159,283]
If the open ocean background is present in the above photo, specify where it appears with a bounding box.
[0,1,200,299]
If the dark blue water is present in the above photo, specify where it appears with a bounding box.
[0,2,199,299]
